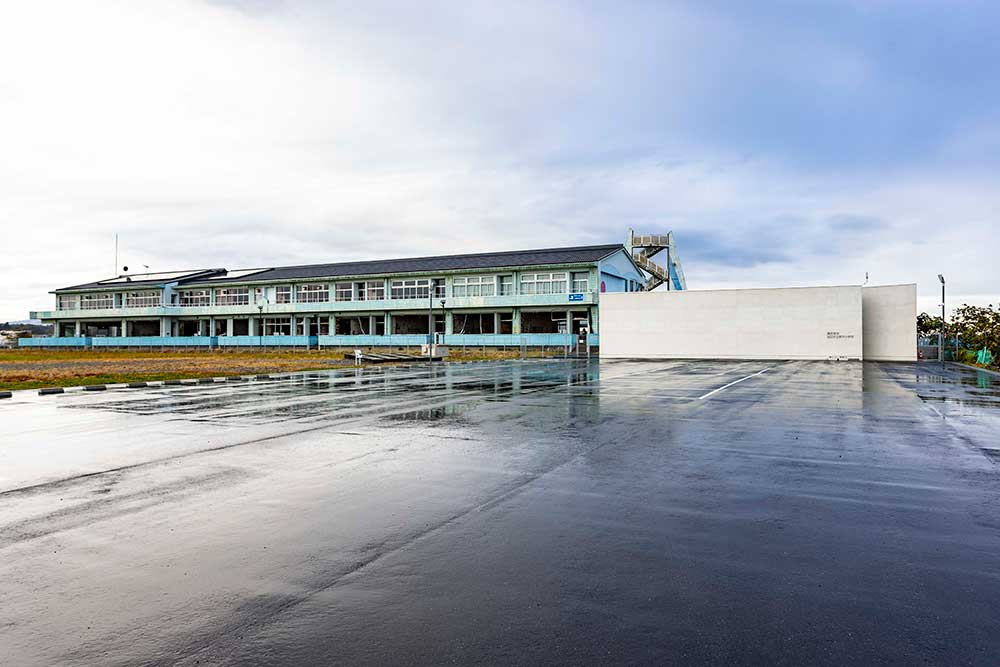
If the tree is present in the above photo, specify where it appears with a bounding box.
[951,304,1000,360]
[917,312,943,337]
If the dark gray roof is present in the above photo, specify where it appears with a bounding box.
[192,244,625,285]
[55,245,627,291]
[56,269,226,293]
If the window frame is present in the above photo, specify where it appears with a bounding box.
[519,272,568,295]
[57,294,78,311]
[498,275,514,296]
[334,282,354,302]
[179,289,211,307]
[297,283,330,304]
[215,287,250,306]
[390,278,431,300]
[80,293,114,310]
[453,275,496,298]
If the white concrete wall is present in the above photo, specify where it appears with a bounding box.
[862,284,916,361]
[601,286,863,360]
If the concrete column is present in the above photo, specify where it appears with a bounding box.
[301,315,310,337]
[512,307,521,334]
[75,321,82,337]
[290,315,297,336]
[226,318,234,336]
[494,312,501,334]
[444,311,453,335]
[249,317,257,336]
[121,318,128,337]
[565,309,573,335]
[591,306,599,334]
[328,315,335,335]
[385,312,393,335]
[160,317,169,336]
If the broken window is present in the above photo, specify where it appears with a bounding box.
[453,313,496,334]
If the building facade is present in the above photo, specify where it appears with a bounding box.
[26,244,681,349]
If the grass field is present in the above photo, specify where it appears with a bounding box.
[0,348,561,391]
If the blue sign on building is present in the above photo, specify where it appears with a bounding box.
[568,293,584,302]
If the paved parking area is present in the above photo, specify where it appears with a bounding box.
[2,359,1000,665]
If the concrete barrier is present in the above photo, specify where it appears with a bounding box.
[862,285,918,361]
[601,286,863,360]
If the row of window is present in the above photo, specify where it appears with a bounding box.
[57,272,593,310]
[61,293,160,310]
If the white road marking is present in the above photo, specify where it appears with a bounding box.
[698,368,772,400]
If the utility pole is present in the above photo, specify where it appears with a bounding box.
[938,274,945,366]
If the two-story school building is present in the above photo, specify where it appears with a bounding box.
[26,243,685,350]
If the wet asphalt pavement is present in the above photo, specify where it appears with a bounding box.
[2,359,1000,665]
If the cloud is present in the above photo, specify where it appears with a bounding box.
[0,0,997,320]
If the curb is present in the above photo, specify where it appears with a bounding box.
[33,373,288,397]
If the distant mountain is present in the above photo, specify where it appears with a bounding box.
[1,321,53,335]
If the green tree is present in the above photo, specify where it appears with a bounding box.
[951,304,1000,357]
[916,312,943,337]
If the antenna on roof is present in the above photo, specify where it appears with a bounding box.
[114,234,118,276]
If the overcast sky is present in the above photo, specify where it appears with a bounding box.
[2,0,998,321]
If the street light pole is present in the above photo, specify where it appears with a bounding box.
[428,281,434,364]
[257,300,266,350]
[938,274,945,366]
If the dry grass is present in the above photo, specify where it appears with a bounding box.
[0,349,348,391]
[0,347,568,391]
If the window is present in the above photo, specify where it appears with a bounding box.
[57,295,77,310]
[434,280,446,299]
[498,275,513,296]
[215,287,250,306]
[519,272,568,295]
[80,293,114,310]
[454,313,496,334]
[179,289,211,307]
[390,278,431,300]
[124,290,160,308]
[453,275,496,298]
[571,271,589,293]
[335,283,353,302]
[275,286,292,304]
[262,317,292,335]
[297,284,330,303]
[358,280,385,301]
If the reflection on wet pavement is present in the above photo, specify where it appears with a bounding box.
[1,359,1000,665]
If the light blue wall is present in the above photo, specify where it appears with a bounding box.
[598,249,644,292]
[20,334,598,348]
